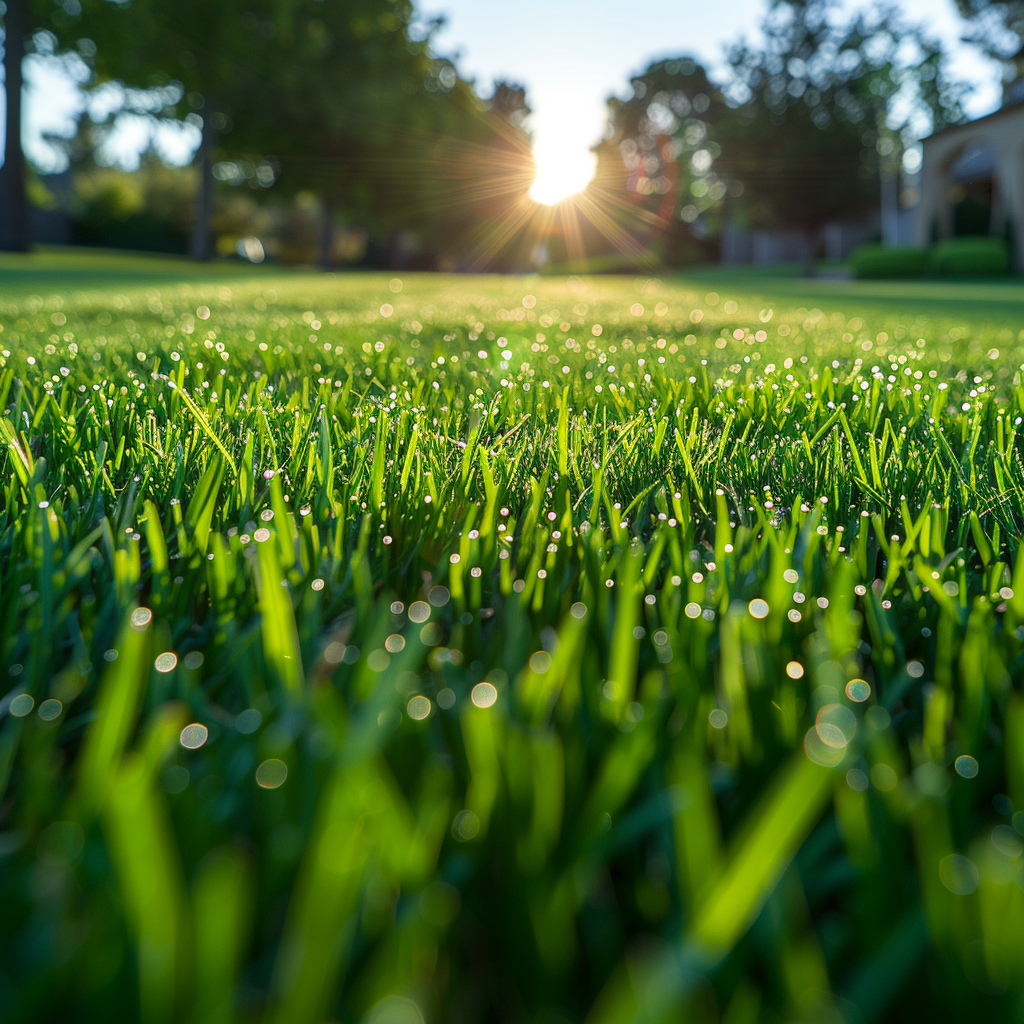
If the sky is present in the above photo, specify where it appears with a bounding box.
[4,0,1004,188]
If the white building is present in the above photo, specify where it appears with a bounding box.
[916,100,1024,270]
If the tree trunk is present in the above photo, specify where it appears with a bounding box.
[188,113,216,261]
[0,0,30,252]
[800,227,817,278]
[317,195,333,270]
[880,167,899,247]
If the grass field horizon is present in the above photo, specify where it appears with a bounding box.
[3,250,1024,1023]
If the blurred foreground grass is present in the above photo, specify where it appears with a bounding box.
[2,253,1024,1022]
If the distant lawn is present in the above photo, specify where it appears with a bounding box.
[4,246,1021,330]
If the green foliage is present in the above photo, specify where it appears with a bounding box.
[71,162,196,254]
[72,0,532,264]
[716,0,967,236]
[954,0,1024,88]
[930,236,1012,277]
[3,255,1024,1022]
[851,239,1014,280]
[590,57,727,262]
[850,244,930,279]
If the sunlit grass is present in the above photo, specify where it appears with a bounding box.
[2,255,1024,1022]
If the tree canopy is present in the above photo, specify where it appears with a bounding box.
[715,0,967,242]
[955,0,1024,92]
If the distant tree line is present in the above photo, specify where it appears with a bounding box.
[0,0,534,267]
[0,0,1012,267]
[582,0,972,271]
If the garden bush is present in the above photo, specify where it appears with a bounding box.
[929,236,1011,277]
[851,237,1014,280]
[849,243,928,279]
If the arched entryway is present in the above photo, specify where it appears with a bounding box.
[948,144,999,237]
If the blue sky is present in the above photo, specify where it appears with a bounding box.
[5,0,1003,179]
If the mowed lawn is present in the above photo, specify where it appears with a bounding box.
[2,249,1024,1023]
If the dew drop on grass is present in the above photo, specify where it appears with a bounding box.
[804,725,845,767]
[235,709,262,734]
[955,754,979,779]
[992,825,1024,857]
[154,652,177,673]
[180,723,209,749]
[845,679,871,702]
[471,682,497,708]
[453,810,479,841]
[38,698,62,721]
[408,601,430,623]
[9,693,34,717]
[529,651,552,673]
[816,704,857,748]
[256,758,288,789]
[939,854,978,895]
[367,650,390,672]
[407,695,431,720]
[870,763,898,790]
[321,643,346,667]
[130,607,153,629]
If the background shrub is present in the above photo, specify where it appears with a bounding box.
[929,236,1011,277]
[849,243,929,279]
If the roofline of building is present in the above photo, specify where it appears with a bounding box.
[924,99,1024,145]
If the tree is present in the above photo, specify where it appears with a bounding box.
[954,0,1024,95]
[1,0,90,251]
[251,8,535,271]
[248,0,453,268]
[77,0,490,266]
[0,0,30,250]
[76,0,298,260]
[422,78,537,271]
[715,0,967,267]
[589,57,731,266]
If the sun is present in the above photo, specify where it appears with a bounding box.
[528,137,597,206]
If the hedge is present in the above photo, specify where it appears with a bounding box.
[850,237,1012,280]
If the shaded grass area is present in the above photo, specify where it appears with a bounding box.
[2,252,1024,1023]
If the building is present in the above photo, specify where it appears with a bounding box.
[915,99,1024,270]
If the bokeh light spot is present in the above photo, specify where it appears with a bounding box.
[471,682,497,708]
[180,723,209,749]
[256,758,288,789]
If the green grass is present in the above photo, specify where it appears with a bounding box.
[3,252,1024,1023]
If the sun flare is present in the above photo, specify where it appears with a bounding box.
[528,138,597,206]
